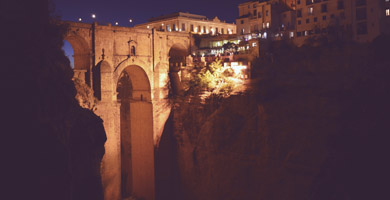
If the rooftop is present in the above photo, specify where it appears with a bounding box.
[148,12,207,22]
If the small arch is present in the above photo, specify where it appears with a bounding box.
[93,61,111,100]
[168,44,188,96]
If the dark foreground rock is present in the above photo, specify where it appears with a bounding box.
[2,1,106,199]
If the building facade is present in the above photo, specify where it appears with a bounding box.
[236,0,296,35]
[294,0,390,45]
[135,12,236,35]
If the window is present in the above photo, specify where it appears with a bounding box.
[190,24,194,32]
[321,4,327,13]
[338,0,345,9]
[290,32,294,38]
[166,25,170,31]
[131,46,136,56]
[308,7,314,15]
[314,0,321,3]
[254,9,257,16]
[173,24,176,31]
[387,8,390,16]
[221,28,225,34]
[297,31,302,37]
[266,10,269,16]
[241,20,244,24]
[241,29,245,34]
[322,15,327,20]
[216,27,219,34]
[253,4,257,8]
[357,22,368,34]
[356,7,367,20]
[198,26,201,33]
[306,0,313,5]
[297,9,302,18]
[298,20,301,25]
[356,0,366,7]
[314,17,318,22]
[297,0,301,5]
[266,22,270,28]
[203,26,206,32]
[306,18,310,23]
[182,23,185,31]
[258,12,262,18]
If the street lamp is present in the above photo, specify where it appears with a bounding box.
[78,18,82,22]
[129,19,133,23]
[91,14,96,19]
[115,22,119,26]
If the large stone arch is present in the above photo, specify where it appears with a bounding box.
[116,65,154,200]
[65,33,91,84]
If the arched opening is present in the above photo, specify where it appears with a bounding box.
[168,44,188,96]
[116,65,154,200]
[62,40,74,69]
[93,61,111,100]
[64,35,91,85]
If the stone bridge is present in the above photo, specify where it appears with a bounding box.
[64,21,193,200]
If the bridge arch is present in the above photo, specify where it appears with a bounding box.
[93,61,112,101]
[64,34,91,84]
[168,43,189,96]
[116,65,154,200]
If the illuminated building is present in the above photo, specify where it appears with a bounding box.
[237,1,295,35]
[134,12,236,35]
[294,0,390,45]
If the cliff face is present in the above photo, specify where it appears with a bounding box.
[157,38,390,200]
[2,1,106,199]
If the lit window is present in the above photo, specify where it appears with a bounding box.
[266,22,270,28]
[252,42,257,47]
[308,7,314,15]
[289,32,294,38]
[387,8,390,16]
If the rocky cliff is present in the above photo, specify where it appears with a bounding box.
[2,1,106,199]
[156,38,390,200]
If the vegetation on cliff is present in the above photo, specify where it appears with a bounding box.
[165,36,390,200]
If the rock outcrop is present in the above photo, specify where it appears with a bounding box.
[2,1,106,199]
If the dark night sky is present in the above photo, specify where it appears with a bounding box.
[52,0,249,25]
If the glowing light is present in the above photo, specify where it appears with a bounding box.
[129,19,133,23]
[78,18,82,22]
[231,65,247,75]
[147,25,150,28]
[91,14,96,19]
[115,22,119,25]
